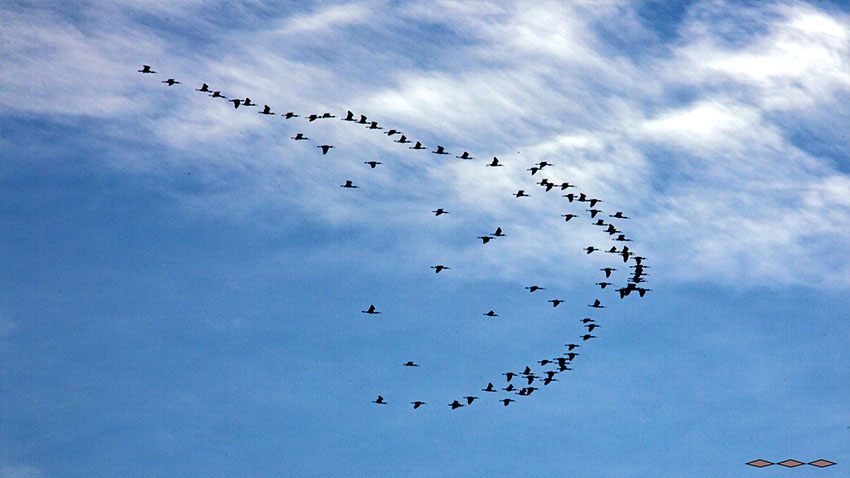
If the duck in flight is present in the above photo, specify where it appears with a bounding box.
[464,396,478,405]
[609,211,629,219]
[342,110,355,121]
[209,91,226,98]
[291,133,309,140]
[562,214,579,222]
[486,157,503,167]
[565,344,581,351]
[385,129,402,136]
[584,246,598,254]
[456,151,473,160]
[432,208,449,216]
[589,299,605,309]
[394,135,411,144]
[492,227,505,237]
[431,265,450,273]
[587,209,602,218]
[228,98,243,108]
[500,398,516,406]
[548,299,565,307]
[361,304,380,314]
[364,161,382,168]
[162,78,181,86]
[482,383,497,392]
[195,83,211,92]
[581,334,597,341]
[525,285,545,292]
[282,112,299,119]
[432,145,449,155]
[601,267,616,278]
[373,395,387,405]
[138,65,156,73]
[366,121,382,130]
[410,141,426,150]
[514,190,529,198]
[478,236,494,244]
[403,361,419,367]
[449,400,464,410]
[411,401,426,409]
[259,105,275,115]
[317,145,335,155]
[483,310,498,317]
[586,323,601,332]
[242,98,256,107]
[595,282,612,289]
[341,180,358,189]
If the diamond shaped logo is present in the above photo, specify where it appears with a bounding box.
[808,459,836,468]
[746,459,773,467]
[778,459,804,467]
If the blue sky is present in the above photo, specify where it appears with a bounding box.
[2,1,849,477]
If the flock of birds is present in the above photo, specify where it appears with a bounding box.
[138,65,653,410]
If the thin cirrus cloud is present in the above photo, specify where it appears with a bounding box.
[1,0,848,289]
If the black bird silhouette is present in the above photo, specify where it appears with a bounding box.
[503,372,517,382]
[410,141,426,150]
[581,334,597,341]
[138,65,156,73]
[586,323,601,332]
[637,287,652,297]
[614,234,631,242]
[282,112,299,119]
[486,157,503,167]
[385,129,402,136]
[514,190,529,198]
[538,359,552,366]
[501,398,516,406]
[536,161,552,169]
[528,167,540,175]
[395,135,411,144]
[196,83,211,92]
[522,366,532,375]
[538,179,555,191]
[242,97,256,107]
[559,182,576,190]
[456,151,473,160]
[364,161,382,168]
[228,98,243,108]
[433,208,449,216]
[565,352,580,361]
[292,133,309,140]
[589,299,605,309]
[449,400,464,410]
[342,110,355,121]
[543,377,559,385]
[588,198,602,207]
[318,145,335,155]
[366,121,382,130]
[482,383,497,392]
[601,267,616,278]
[483,310,498,317]
[610,211,630,219]
[464,396,478,405]
[549,299,565,307]
[432,145,449,155]
[259,105,274,115]
[403,361,419,367]
[357,115,368,124]
[593,219,607,226]
[478,236,494,244]
[587,209,602,218]
[321,112,336,119]
[162,78,181,86]
[307,114,319,122]
[524,375,538,385]
[411,401,426,409]
[596,282,612,289]
[373,395,387,404]
[581,318,595,323]
[563,193,576,202]
[431,265,450,273]
[562,214,579,222]
[605,224,620,235]
[584,246,598,254]
[341,181,358,189]
[492,227,505,237]
[361,304,380,314]
[606,246,620,254]
[209,91,226,98]
[525,286,545,292]
[565,344,581,351]
[503,384,516,392]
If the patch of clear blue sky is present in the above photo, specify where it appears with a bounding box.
[2,1,849,477]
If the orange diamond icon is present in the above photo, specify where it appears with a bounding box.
[746,459,773,467]
[808,459,836,467]
[778,459,804,467]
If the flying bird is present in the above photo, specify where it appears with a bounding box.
[486,157,503,167]
[242,98,256,107]
[307,114,319,122]
[195,83,211,92]
[503,384,516,392]
[282,112,299,119]
[464,396,478,405]
[366,121,382,130]
[525,286,545,292]
[503,372,517,382]
[431,265,450,273]
[394,135,411,144]
[411,401,426,409]
[385,129,402,136]
[483,310,498,317]
[492,227,505,237]
[500,398,516,406]
[601,267,616,278]
[403,361,419,367]
[584,246,598,254]
[478,236,494,244]
[587,209,602,218]
[559,182,576,190]
[528,167,540,175]
[357,115,368,124]
[586,323,601,332]
[514,190,529,198]
[340,181,358,189]
[259,105,275,115]
[209,91,226,98]
[595,282,612,289]
[228,98,243,108]
[562,214,579,222]
[456,151,473,160]
[581,334,597,341]
[318,145,335,155]
[609,211,630,219]
[292,133,309,140]
[161,78,181,86]
[433,208,449,216]
[373,395,387,405]
[409,141,426,150]
[138,65,156,73]
[549,299,565,307]
[432,145,449,155]
[364,161,382,168]
[361,304,380,314]
[342,110,355,121]
[321,112,336,119]
[589,299,605,309]
[482,383,497,392]
[449,400,464,410]
[565,344,581,351]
